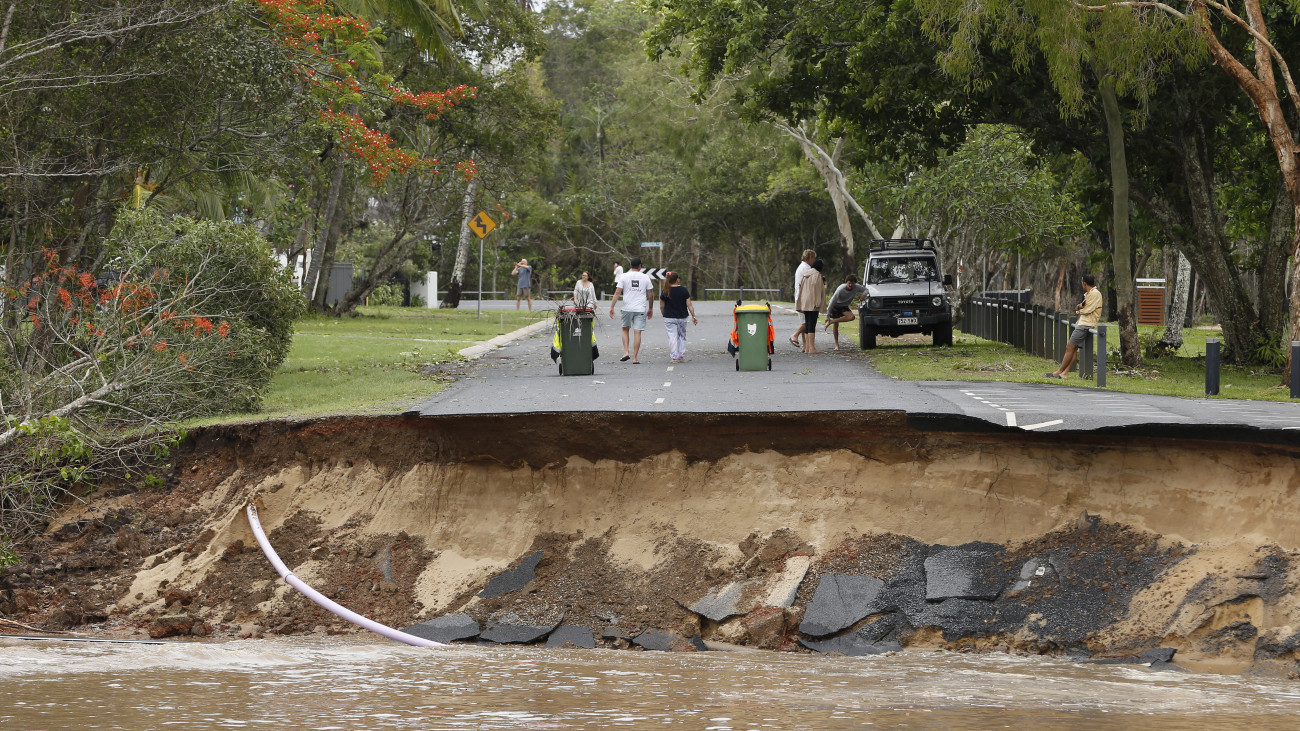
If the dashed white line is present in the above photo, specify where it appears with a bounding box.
[1006,412,1018,427]
[663,382,672,387]
[666,366,674,372]
[1022,419,1064,431]
[654,397,665,404]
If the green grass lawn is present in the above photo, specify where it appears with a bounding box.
[193,306,550,424]
[862,329,1294,402]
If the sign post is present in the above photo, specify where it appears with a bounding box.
[641,241,663,269]
[469,211,497,320]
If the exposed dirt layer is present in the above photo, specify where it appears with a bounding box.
[3,412,1300,675]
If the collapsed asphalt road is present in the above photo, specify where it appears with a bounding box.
[412,300,1300,438]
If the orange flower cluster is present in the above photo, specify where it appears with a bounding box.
[388,84,477,119]
[321,109,433,184]
[15,250,234,356]
[246,0,482,187]
[250,0,369,51]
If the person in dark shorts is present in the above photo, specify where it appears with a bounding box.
[1047,274,1102,379]
[788,249,816,348]
[823,274,867,350]
[795,259,826,353]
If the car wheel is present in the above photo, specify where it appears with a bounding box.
[860,323,877,350]
[933,323,953,347]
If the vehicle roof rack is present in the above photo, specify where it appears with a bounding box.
[868,238,936,251]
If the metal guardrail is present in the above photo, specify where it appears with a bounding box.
[703,287,782,301]
[960,296,1107,383]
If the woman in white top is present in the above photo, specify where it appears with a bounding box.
[572,270,597,309]
[612,262,624,289]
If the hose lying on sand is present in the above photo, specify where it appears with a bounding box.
[245,503,445,648]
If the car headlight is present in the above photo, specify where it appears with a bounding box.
[931,296,943,307]
[867,298,881,310]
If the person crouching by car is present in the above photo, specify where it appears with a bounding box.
[823,274,867,351]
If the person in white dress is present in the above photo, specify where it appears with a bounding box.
[572,270,597,309]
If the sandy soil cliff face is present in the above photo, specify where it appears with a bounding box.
[7,413,1300,673]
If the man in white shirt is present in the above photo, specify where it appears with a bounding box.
[789,249,816,348]
[608,257,655,363]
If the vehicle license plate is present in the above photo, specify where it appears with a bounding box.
[896,317,918,325]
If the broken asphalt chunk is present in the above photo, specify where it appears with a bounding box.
[402,613,480,643]
[798,573,885,637]
[478,551,544,599]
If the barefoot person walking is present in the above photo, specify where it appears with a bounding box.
[795,259,826,354]
[788,249,816,348]
[659,271,698,363]
[609,257,655,364]
[1047,274,1102,379]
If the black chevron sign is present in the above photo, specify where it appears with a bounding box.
[642,268,668,280]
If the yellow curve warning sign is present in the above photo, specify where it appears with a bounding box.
[468,210,497,238]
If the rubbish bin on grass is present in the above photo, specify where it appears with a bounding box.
[728,302,774,371]
[551,307,597,376]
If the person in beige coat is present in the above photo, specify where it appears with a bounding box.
[795,259,826,353]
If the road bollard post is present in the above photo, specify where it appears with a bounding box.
[1082,327,1094,379]
[1291,341,1300,399]
[1206,337,1221,396]
[1097,325,1107,388]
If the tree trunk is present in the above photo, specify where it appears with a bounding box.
[1100,79,1141,368]
[1260,179,1291,338]
[306,158,346,302]
[1158,251,1191,352]
[449,176,479,303]
[312,181,351,311]
[1053,262,1066,311]
[775,122,883,276]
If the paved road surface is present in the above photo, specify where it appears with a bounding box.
[411,301,1300,438]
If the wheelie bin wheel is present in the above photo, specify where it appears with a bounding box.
[558,362,564,376]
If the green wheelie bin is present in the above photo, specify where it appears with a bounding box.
[731,303,773,371]
[555,306,595,376]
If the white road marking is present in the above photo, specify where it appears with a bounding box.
[593,380,605,384]
[654,397,665,404]
[663,382,672,387]
[667,366,674,372]
[1022,419,1064,430]
[1006,412,1017,427]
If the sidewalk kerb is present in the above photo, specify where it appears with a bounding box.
[459,317,551,360]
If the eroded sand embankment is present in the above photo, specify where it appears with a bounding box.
[5,412,1300,674]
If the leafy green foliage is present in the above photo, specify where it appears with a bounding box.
[107,210,305,413]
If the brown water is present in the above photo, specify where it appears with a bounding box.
[3,639,1299,729]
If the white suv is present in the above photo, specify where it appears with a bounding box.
[858,239,953,348]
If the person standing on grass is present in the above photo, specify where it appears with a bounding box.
[789,249,816,348]
[823,274,867,350]
[609,257,654,363]
[1047,274,1102,379]
[512,258,533,311]
[659,271,698,363]
[795,259,826,354]
[572,270,597,309]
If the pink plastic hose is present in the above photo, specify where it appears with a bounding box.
[244,503,445,648]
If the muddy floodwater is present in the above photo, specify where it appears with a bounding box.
[3,639,1300,729]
